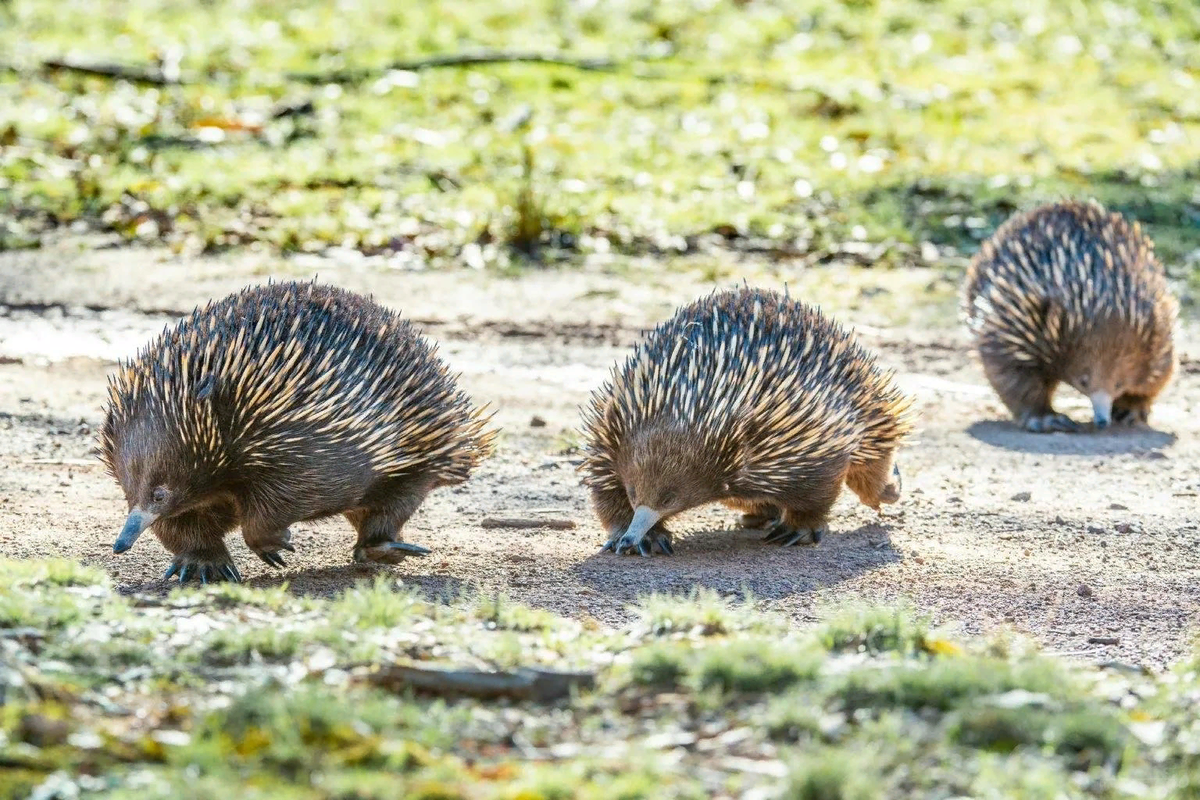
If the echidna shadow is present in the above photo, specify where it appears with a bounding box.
[575,520,903,602]
[251,565,471,600]
[965,420,1175,456]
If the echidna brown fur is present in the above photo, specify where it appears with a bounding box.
[580,286,917,557]
[100,280,496,583]
[963,199,1177,433]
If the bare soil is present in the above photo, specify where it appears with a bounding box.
[3,238,1198,670]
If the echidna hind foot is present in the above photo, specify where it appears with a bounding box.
[345,500,433,566]
[762,521,825,547]
[762,508,830,548]
[741,508,780,530]
[241,521,296,570]
[1018,410,1081,434]
[1112,394,1153,426]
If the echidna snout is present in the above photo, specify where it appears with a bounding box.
[602,430,720,556]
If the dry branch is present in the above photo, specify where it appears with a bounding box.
[366,664,595,702]
[289,50,616,84]
[27,50,614,88]
[480,516,577,530]
[40,57,182,86]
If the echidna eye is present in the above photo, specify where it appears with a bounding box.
[1078,375,1090,389]
[152,487,168,504]
[660,490,677,507]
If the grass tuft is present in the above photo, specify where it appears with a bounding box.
[817,604,930,655]
[634,588,787,637]
[782,747,882,800]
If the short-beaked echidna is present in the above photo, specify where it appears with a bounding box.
[579,287,917,556]
[100,280,496,583]
[963,200,1177,432]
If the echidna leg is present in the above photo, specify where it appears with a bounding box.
[723,498,780,530]
[156,504,241,584]
[845,452,902,511]
[346,491,433,565]
[239,517,296,570]
[986,361,1079,433]
[1112,393,1152,426]
[762,479,844,548]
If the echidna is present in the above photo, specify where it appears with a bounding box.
[580,287,917,557]
[963,200,1177,432]
[100,280,496,583]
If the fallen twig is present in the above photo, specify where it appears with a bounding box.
[24,458,99,467]
[366,664,595,702]
[1087,636,1120,646]
[27,50,615,89]
[290,50,616,84]
[40,57,182,86]
[480,516,577,530]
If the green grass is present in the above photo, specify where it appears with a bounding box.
[1,0,1198,284]
[2,555,1199,797]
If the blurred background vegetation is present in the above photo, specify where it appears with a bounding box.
[1,0,1199,296]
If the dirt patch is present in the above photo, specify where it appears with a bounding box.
[2,248,1198,670]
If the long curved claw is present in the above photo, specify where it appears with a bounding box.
[763,521,824,547]
[164,553,240,585]
[256,550,287,569]
[354,540,432,565]
[610,528,674,557]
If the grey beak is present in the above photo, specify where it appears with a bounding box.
[1090,391,1113,430]
[113,509,157,554]
[624,505,662,544]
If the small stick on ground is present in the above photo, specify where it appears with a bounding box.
[290,51,616,84]
[480,517,577,530]
[365,664,595,702]
[40,57,181,85]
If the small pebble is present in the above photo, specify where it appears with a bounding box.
[530,415,547,428]
[1010,491,1031,502]
[1115,523,1134,534]
[1077,584,1094,598]
[1109,503,1128,510]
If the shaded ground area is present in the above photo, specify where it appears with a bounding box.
[1,243,1198,671]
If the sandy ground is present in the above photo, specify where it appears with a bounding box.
[2,236,1198,670]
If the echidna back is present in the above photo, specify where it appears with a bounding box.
[965,200,1167,341]
[102,281,492,487]
[589,288,914,467]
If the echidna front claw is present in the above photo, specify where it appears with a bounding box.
[163,547,241,585]
[607,527,674,557]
